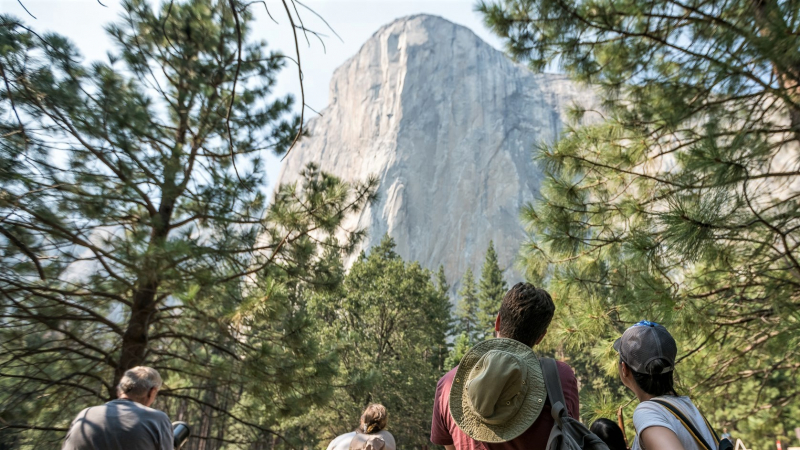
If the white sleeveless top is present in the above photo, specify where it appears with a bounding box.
[632,396,717,450]
[327,432,357,450]
[325,431,397,450]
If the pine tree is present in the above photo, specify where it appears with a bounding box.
[436,264,450,298]
[0,1,377,446]
[445,332,472,369]
[434,264,453,369]
[479,0,800,445]
[454,267,480,343]
[477,241,507,340]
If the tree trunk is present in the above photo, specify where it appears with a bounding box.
[111,203,174,396]
[112,277,160,397]
[752,0,800,142]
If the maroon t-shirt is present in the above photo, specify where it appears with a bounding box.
[431,360,580,450]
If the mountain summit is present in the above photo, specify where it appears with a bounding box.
[276,14,596,293]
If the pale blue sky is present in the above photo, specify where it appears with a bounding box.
[1,0,503,193]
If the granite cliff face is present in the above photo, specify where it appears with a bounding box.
[275,14,596,293]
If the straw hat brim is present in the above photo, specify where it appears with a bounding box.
[448,338,547,443]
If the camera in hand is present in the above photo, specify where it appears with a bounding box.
[172,422,191,449]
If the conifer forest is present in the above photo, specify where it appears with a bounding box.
[1,0,798,449]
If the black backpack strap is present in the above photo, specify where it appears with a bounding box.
[650,399,714,450]
[540,358,568,423]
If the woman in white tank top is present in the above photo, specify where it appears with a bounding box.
[325,404,396,450]
[614,321,722,450]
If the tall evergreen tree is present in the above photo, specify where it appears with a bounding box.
[480,0,800,445]
[477,241,507,340]
[454,267,480,343]
[435,264,453,370]
[0,1,377,447]
[447,268,480,368]
[436,264,450,298]
[445,332,472,369]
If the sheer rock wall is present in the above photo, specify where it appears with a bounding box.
[275,14,597,294]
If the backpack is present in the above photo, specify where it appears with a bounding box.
[650,399,733,450]
[540,358,611,450]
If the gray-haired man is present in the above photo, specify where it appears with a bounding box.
[62,366,174,450]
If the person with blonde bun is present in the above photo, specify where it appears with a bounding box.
[326,404,396,450]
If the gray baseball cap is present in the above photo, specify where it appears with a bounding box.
[613,321,677,374]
